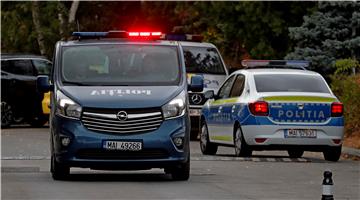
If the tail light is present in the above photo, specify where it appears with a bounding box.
[331,102,343,117]
[249,101,269,116]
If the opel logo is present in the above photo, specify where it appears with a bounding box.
[191,94,203,105]
[116,111,128,121]
[298,103,304,110]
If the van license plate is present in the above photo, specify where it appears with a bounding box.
[285,129,317,138]
[103,141,142,151]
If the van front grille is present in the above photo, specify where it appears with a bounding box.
[81,108,163,134]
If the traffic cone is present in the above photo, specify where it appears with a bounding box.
[321,170,334,200]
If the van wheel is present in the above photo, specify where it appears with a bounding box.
[168,158,190,181]
[234,127,252,157]
[323,146,342,162]
[30,115,48,127]
[51,155,70,180]
[200,121,218,155]
[287,150,304,158]
[1,101,13,128]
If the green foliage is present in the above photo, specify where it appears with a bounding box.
[286,2,360,74]
[331,74,360,136]
[334,58,360,75]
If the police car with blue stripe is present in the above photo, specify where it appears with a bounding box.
[200,60,344,161]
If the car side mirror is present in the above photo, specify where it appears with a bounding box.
[37,75,53,92]
[204,90,215,99]
[188,75,204,92]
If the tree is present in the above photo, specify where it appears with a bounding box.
[286,2,360,75]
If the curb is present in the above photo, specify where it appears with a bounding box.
[342,146,360,157]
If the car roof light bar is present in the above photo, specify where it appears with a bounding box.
[241,60,310,70]
[162,34,204,42]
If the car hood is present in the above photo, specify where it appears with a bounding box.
[60,86,182,109]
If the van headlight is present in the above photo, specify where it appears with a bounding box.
[56,90,82,119]
[162,91,187,119]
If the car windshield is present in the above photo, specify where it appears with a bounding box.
[254,74,331,93]
[183,46,225,75]
[61,44,180,86]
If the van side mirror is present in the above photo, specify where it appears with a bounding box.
[204,90,215,99]
[188,75,204,92]
[37,75,53,92]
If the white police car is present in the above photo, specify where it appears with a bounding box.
[200,60,344,161]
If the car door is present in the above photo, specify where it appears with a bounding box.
[225,74,246,138]
[8,59,37,118]
[207,75,236,144]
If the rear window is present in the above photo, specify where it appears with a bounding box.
[183,46,225,75]
[254,74,331,93]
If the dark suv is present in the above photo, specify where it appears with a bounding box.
[1,54,52,128]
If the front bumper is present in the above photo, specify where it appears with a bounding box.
[51,114,190,170]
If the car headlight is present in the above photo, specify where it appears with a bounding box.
[56,90,82,119]
[162,91,187,119]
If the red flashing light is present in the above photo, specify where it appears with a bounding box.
[331,102,343,117]
[127,31,162,39]
[249,101,269,116]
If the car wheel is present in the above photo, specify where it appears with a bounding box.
[199,121,218,155]
[287,150,304,158]
[30,115,48,127]
[168,157,190,181]
[51,154,70,180]
[234,126,252,157]
[323,145,342,162]
[1,101,13,128]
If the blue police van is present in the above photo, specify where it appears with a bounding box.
[37,31,204,180]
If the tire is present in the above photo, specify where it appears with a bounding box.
[169,158,190,181]
[199,121,218,155]
[287,150,304,158]
[30,115,48,127]
[51,155,70,180]
[234,126,252,157]
[1,101,13,128]
[323,145,342,162]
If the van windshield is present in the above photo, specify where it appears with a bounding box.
[254,74,331,93]
[183,47,226,75]
[61,44,180,86]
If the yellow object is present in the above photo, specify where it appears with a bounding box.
[42,92,51,114]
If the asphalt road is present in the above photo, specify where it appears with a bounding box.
[1,126,360,200]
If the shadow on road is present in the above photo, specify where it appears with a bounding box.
[60,172,174,182]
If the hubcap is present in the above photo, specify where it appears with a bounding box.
[200,125,208,150]
[1,102,13,126]
[235,129,242,154]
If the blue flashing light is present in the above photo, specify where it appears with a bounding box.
[285,60,310,68]
[72,32,108,37]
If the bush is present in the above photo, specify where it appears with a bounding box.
[330,74,360,136]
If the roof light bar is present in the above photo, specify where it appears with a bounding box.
[72,32,108,37]
[71,31,161,40]
[241,60,310,69]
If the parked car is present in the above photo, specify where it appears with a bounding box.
[1,54,52,128]
[200,60,344,161]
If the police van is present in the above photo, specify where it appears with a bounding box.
[37,31,204,180]
[200,60,344,161]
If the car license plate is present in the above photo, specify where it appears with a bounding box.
[103,141,142,151]
[189,109,201,116]
[285,129,317,138]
